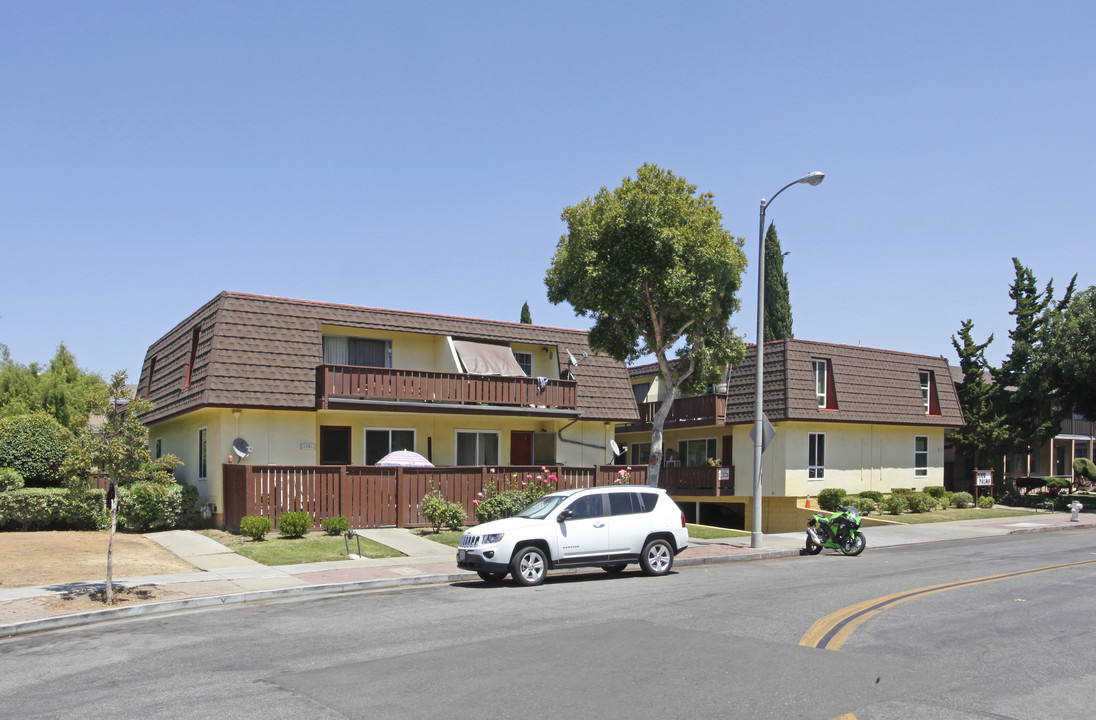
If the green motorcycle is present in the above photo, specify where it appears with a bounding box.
[805,505,866,556]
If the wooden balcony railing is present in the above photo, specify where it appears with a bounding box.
[619,394,727,431]
[1059,417,1095,438]
[659,466,735,496]
[317,365,577,410]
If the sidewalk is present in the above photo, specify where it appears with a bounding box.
[3,511,1094,637]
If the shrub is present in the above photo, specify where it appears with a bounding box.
[952,491,974,509]
[0,487,105,530]
[978,495,995,509]
[859,490,884,503]
[1074,457,1096,484]
[905,491,935,513]
[817,488,848,512]
[923,486,947,499]
[240,514,273,541]
[0,467,25,492]
[277,511,313,538]
[880,494,909,515]
[117,481,198,531]
[418,490,467,532]
[842,495,876,515]
[321,515,350,536]
[475,470,559,523]
[890,487,912,495]
[0,413,74,487]
[942,490,955,507]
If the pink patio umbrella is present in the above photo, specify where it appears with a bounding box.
[375,450,434,467]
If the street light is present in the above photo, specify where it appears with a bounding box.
[751,171,824,549]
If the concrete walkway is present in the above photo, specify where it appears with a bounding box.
[2,512,1094,637]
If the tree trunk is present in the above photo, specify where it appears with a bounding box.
[106,484,117,605]
[646,389,678,487]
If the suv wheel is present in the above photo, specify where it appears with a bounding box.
[639,538,674,576]
[511,546,547,586]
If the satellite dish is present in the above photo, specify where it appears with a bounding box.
[610,440,624,461]
[565,349,588,366]
[232,438,252,460]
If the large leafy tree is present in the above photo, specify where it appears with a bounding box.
[0,342,106,432]
[762,222,793,342]
[1044,285,1096,419]
[545,163,748,486]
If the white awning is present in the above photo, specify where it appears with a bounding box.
[453,340,526,376]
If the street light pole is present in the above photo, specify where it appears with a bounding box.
[751,171,824,549]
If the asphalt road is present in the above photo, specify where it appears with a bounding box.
[3,530,1095,720]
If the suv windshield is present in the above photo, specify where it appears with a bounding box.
[515,494,570,519]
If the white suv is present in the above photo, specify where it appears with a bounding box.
[456,485,689,586]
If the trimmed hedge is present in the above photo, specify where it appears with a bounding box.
[277,511,312,538]
[118,482,199,532]
[0,467,25,492]
[0,488,106,530]
[0,413,74,487]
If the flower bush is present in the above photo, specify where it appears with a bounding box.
[475,469,558,523]
[614,467,632,485]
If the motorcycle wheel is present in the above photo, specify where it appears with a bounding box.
[805,536,823,555]
[840,533,866,556]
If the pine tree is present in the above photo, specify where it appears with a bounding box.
[763,223,793,342]
[520,302,532,324]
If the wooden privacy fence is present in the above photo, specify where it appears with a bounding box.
[222,464,648,532]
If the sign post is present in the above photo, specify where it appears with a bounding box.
[974,468,993,503]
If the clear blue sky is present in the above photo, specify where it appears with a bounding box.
[2,1,1092,381]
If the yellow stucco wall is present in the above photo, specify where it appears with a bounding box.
[149,407,616,509]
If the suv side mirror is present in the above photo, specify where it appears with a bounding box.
[557,509,573,522]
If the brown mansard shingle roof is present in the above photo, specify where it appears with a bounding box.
[137,292,637,424]
[630,339,963,427]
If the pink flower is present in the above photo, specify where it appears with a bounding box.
[548,474,558,482]
[477,492,483,498]
[473,499,479,505]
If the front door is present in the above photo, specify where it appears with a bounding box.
[511,431,533,465]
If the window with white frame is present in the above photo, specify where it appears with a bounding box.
[808,432,825,479]
[919,371,932,414]
[914,435,928,477]
[678,438,717,467]
[456,430,500,466]
[813,360,828,408]
[513,351,533,377]
[364,428,416,465]
[198,428,208,480]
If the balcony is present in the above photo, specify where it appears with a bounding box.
[317,365,578,411]
[618,394,727,432]
[1059,417,1095,438]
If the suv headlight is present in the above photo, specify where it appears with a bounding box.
[482,533,504,544]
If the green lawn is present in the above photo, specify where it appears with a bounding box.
[411,527,464,548]
[199,529,404,566]
[871,507,1038,524]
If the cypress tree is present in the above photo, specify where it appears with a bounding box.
[763,223,793,342]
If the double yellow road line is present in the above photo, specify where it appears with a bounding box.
[800,558,1096,651]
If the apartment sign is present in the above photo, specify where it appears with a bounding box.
[975,469,993,486]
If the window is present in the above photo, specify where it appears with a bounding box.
[631,442,651,466]
[532,432,556,466]
[364,428,416,465]
[632,382,652,406]
[155,438,162,460]
[323,335,391,367]
[808,433,825,480]
[567,493,604,520]
[920,371,931,414]
[184,326,200,388]
[198,428,208,480]
[320,426,352,465]
[456,431,500,465]
[513,351,533,377]
[146,357,156,399]
[813,359,838,410]
[678,438,717,467]
[915,435,928,477]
